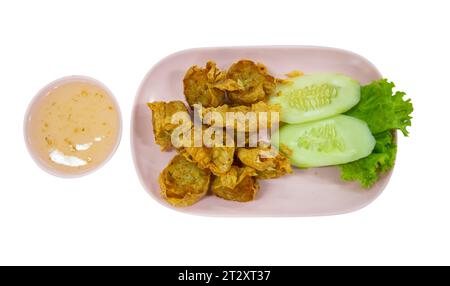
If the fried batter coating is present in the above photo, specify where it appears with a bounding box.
[183,61,227,108]
[147,101,191,151]
[285,70,304,78]
[159,155,211,207]
[179,143,235,176]
[279,143,293,157]
[200,101,280,131]
[209,147,235,174]
[211,166,259,202]
[274,70,304,87]
[223,60,276,105]
[237,146,292,179]
[175,125,235,175]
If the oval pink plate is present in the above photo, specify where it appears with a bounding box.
[131,46,392,217]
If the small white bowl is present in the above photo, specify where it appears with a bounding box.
[24,75,122,178]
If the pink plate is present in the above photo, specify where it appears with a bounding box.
[131,46,392,217]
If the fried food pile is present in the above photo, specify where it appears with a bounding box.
[148,101,191,151]
[148,60,292,207]
[185,60,276,108]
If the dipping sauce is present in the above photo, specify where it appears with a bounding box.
[25,76,121,177]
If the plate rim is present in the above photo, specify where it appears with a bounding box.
[130,45,392,217]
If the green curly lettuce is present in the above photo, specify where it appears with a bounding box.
[340,79,413,188]
[340,131,397,188]
[345,79,413,136]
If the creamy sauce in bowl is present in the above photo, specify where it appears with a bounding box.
[24,76,121,177]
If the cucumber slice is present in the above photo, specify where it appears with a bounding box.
[271,115,375,167]
[270,73,360,123]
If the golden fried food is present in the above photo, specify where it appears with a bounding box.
[209,147,235,174]
[285,70,304,78]
[279,143,293,157]
[211,166,259,202]
[150,59,297,207]
[179,143,235,175]
[147,101,191,151]
[273,70,304,87]
[159,155,211,207]
[200,101,280,131]
[175,125,235,175]
[183,61,227,108]
[237,146,292,179]
[223,60,276,105]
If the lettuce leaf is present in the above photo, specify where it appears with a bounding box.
[345,79,413,136]
[340,79,413,188]
[340,131,397,188]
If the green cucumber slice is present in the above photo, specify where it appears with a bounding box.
[270,73,360,123]
[271,115,375,167]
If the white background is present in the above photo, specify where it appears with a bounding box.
[0,0,448,266]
